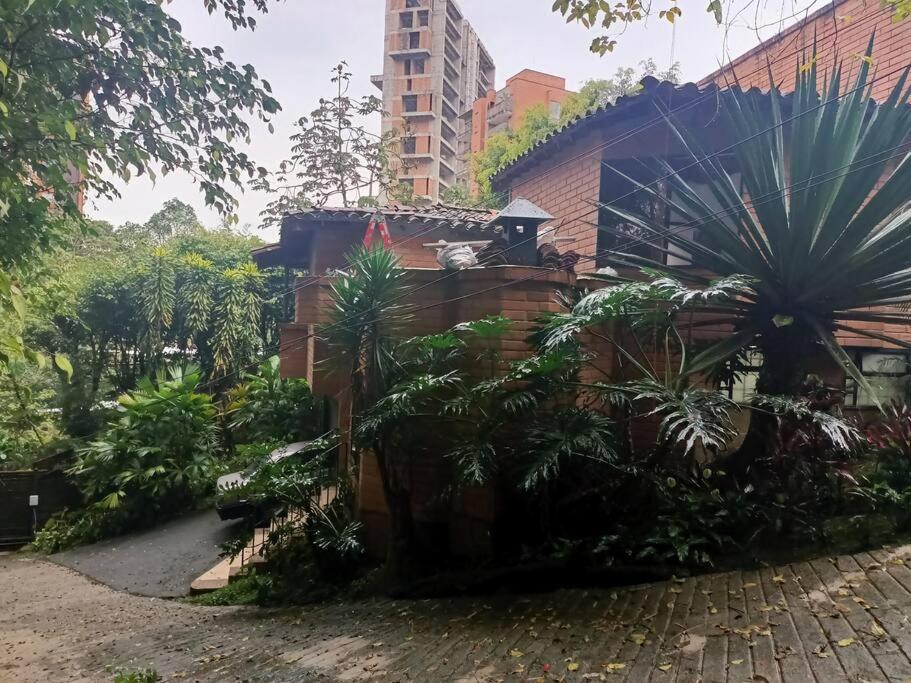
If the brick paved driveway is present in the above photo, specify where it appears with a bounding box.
[4,548,911,682]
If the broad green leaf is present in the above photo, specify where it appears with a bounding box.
[54,354,74,382]
[9,288,26,320]
[64,120,77,140]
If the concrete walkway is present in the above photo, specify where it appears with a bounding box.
[4,547,911,681]
[49,510,241,598]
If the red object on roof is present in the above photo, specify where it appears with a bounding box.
[363,213,392,249]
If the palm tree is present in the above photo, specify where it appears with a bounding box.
[599,42,911,417]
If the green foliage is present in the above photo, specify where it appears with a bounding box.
[558,59,681,125]
[473,104,557,196]
[439,184,504,210]
[326,245,410,415]
[111,667,160,683]
[23,213,275,435]
[226,356,319,443]
[185,571,266,606]
[0,360,58,468]
[854,402,911,528]
[472,59,681,198]
[118,200,204,248]
[233,443,367,588]
[65,367,219,544]
[0,0,278,379]
[552,0,722,54]
[211,263,263,376]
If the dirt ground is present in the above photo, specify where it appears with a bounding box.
[5,549,911,682]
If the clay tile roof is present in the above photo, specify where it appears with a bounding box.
[286,203,498,229]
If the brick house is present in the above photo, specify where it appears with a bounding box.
[491,78,911,412]
[261,8,911,557]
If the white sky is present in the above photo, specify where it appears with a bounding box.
[86,0,825,242]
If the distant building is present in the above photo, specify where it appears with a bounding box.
[457,69,572,189]
[372,0,495,203]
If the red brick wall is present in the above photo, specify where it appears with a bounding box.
[700,0,909,101]
[510,153,602,260]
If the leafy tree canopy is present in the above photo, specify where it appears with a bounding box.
[255,62,410,226]
[553,0,722,54]
[0,0,279,369]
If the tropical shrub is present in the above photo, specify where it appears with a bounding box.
[852,402,911,529]
[226,356,320,443]
[219,439,367,602]
[65,366,219,544]
[865,401,911,488]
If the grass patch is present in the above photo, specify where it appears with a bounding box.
[184,572,263,606]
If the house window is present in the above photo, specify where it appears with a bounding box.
[405,0,420,7]
[845,350,911,408]
[666,172,743,267]
[418,10,429,26]
[723,351,762,401]
[596,163,669,267]
[412,57,426,74]
[404,59,412,76]
[403,136,416,154]
[400,12,413,28]
[409,31,421,49]
[402,95,418,112]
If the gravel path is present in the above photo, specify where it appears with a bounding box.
[4,548,911,682]
[49,510,242,598]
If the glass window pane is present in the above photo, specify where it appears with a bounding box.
[861,352,907,374]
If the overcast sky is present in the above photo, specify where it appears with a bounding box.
[86,0,824,241]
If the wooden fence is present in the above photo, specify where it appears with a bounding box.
[0,469,79,546]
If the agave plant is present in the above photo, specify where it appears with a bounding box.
[599,40,911,404]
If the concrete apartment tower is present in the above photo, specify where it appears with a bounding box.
[372,0,495,203]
